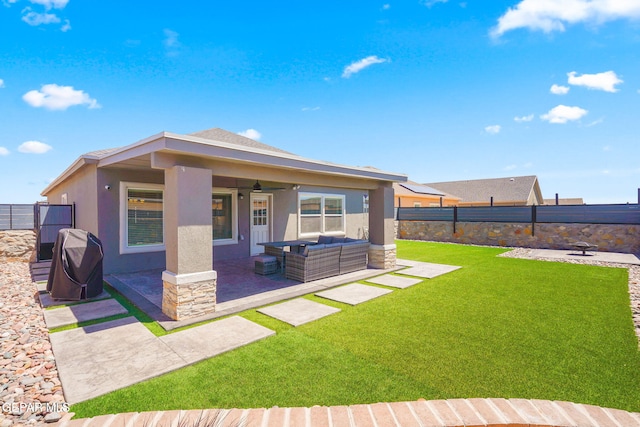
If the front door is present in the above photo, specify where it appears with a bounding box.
[250,193,272,255]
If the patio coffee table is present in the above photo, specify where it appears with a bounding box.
[258,240,316,271]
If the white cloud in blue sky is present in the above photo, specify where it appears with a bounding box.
[0,79,4,88]
[7,0,70,30]
[238,129,262,140]
[491,0,640,37]
[22,84,100,110]
[514,114,534,123]
[342,56,388,78]
[484,125,501,134]
[423,0,448,7]
[0,147,9,156]
[550,84,570,95]
[18,141,52,154]
[541,105,588,124]
[567,70,623,92]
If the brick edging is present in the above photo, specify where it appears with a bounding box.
[52,398,640,426]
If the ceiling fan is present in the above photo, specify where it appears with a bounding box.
[238,180,288,192]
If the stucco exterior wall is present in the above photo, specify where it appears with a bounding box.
[398,220,640,254]
[45,164,98,235]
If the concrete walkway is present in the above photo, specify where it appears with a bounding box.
[52,398,640,427]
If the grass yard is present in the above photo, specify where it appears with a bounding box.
[71,241,640,417]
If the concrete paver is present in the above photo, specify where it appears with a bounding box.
[50,315,275,404]
[44,298,129,329]
[365,274,423,289]
[257,298,340,326]
[50,317,186,404]
[315,283,392,305]
[40,290,111,308]
[159,316,275,364]
[398,262,461,279]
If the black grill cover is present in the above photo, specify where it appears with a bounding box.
[46,229,104,300]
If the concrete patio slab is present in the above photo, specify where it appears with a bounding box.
[365,274,423,289]
[525,248,640,265]
[50,317,186,404]
[43,298,129,329]
[257,298,340,326]
[398,263,461,279]
[39,290,111,308]
[315,283,392,305]
[159,316,275,364]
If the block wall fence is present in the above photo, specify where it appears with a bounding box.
[397,221,640,254]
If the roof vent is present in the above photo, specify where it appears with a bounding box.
[509,178,515,181]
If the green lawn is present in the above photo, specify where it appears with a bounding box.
[71,241,640,417]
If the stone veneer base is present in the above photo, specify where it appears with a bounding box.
[368,244,397,269]
[162,270,217,321]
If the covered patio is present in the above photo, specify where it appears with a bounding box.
[105,257,402,331]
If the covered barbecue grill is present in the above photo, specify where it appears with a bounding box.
[46,228,104,300]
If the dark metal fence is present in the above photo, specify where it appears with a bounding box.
[35,204,75,261]
[0,204,36,230]
[397,203,640,225]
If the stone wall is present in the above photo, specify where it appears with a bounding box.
[0,230,36,261]
[398,221,640,254]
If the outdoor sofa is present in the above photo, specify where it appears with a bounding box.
[284,236,370,282]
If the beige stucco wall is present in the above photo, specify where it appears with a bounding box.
[45,164,99,235]
[398,220,640,254]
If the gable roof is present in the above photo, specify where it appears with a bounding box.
[425,175,543,204]
[189,128,293,155]
[42,127,407,196]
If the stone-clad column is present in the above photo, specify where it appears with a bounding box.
[161,165,216,320]
[368,184,396,269]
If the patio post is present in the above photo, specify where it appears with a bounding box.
[368,183,396,269]
[161,165,216,320]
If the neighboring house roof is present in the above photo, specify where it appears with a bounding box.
[42,127,406,196]
[397,182,446,196]
[425,175,544,205]
[543,198,584,205]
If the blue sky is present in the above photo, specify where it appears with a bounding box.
[1,0,639,204]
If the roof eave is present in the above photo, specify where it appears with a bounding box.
[40,155,100,196]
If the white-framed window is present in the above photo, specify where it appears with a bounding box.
[298,192,345,237]
[212,188,238,246]
[414,202,422,208]
[120,182,165,254]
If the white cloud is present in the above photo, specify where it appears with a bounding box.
[29,0,68,9]
[238,129,261,140]
[504,164,517,171]
[423,0,448,7]
[491,0,640,38]
[22,84,100,110]
[514,114,534,122]
[603,145,612,151]
[0,147,9,156]
[550,84,570,95]
[22,9,60,26]
[382,4,390,10]
[485,124,501,134]
[567,70,622,92]
[540,105,588,124]
[0,79,4,88]
[60,19,70,31]
[18,140,52,154]
[163,29,180,48]
[302,106,320,112]
[342,55,388,78]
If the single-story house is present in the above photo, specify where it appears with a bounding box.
[393,181,461,208]
[425,175,544,206]
[41,128,406,320]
